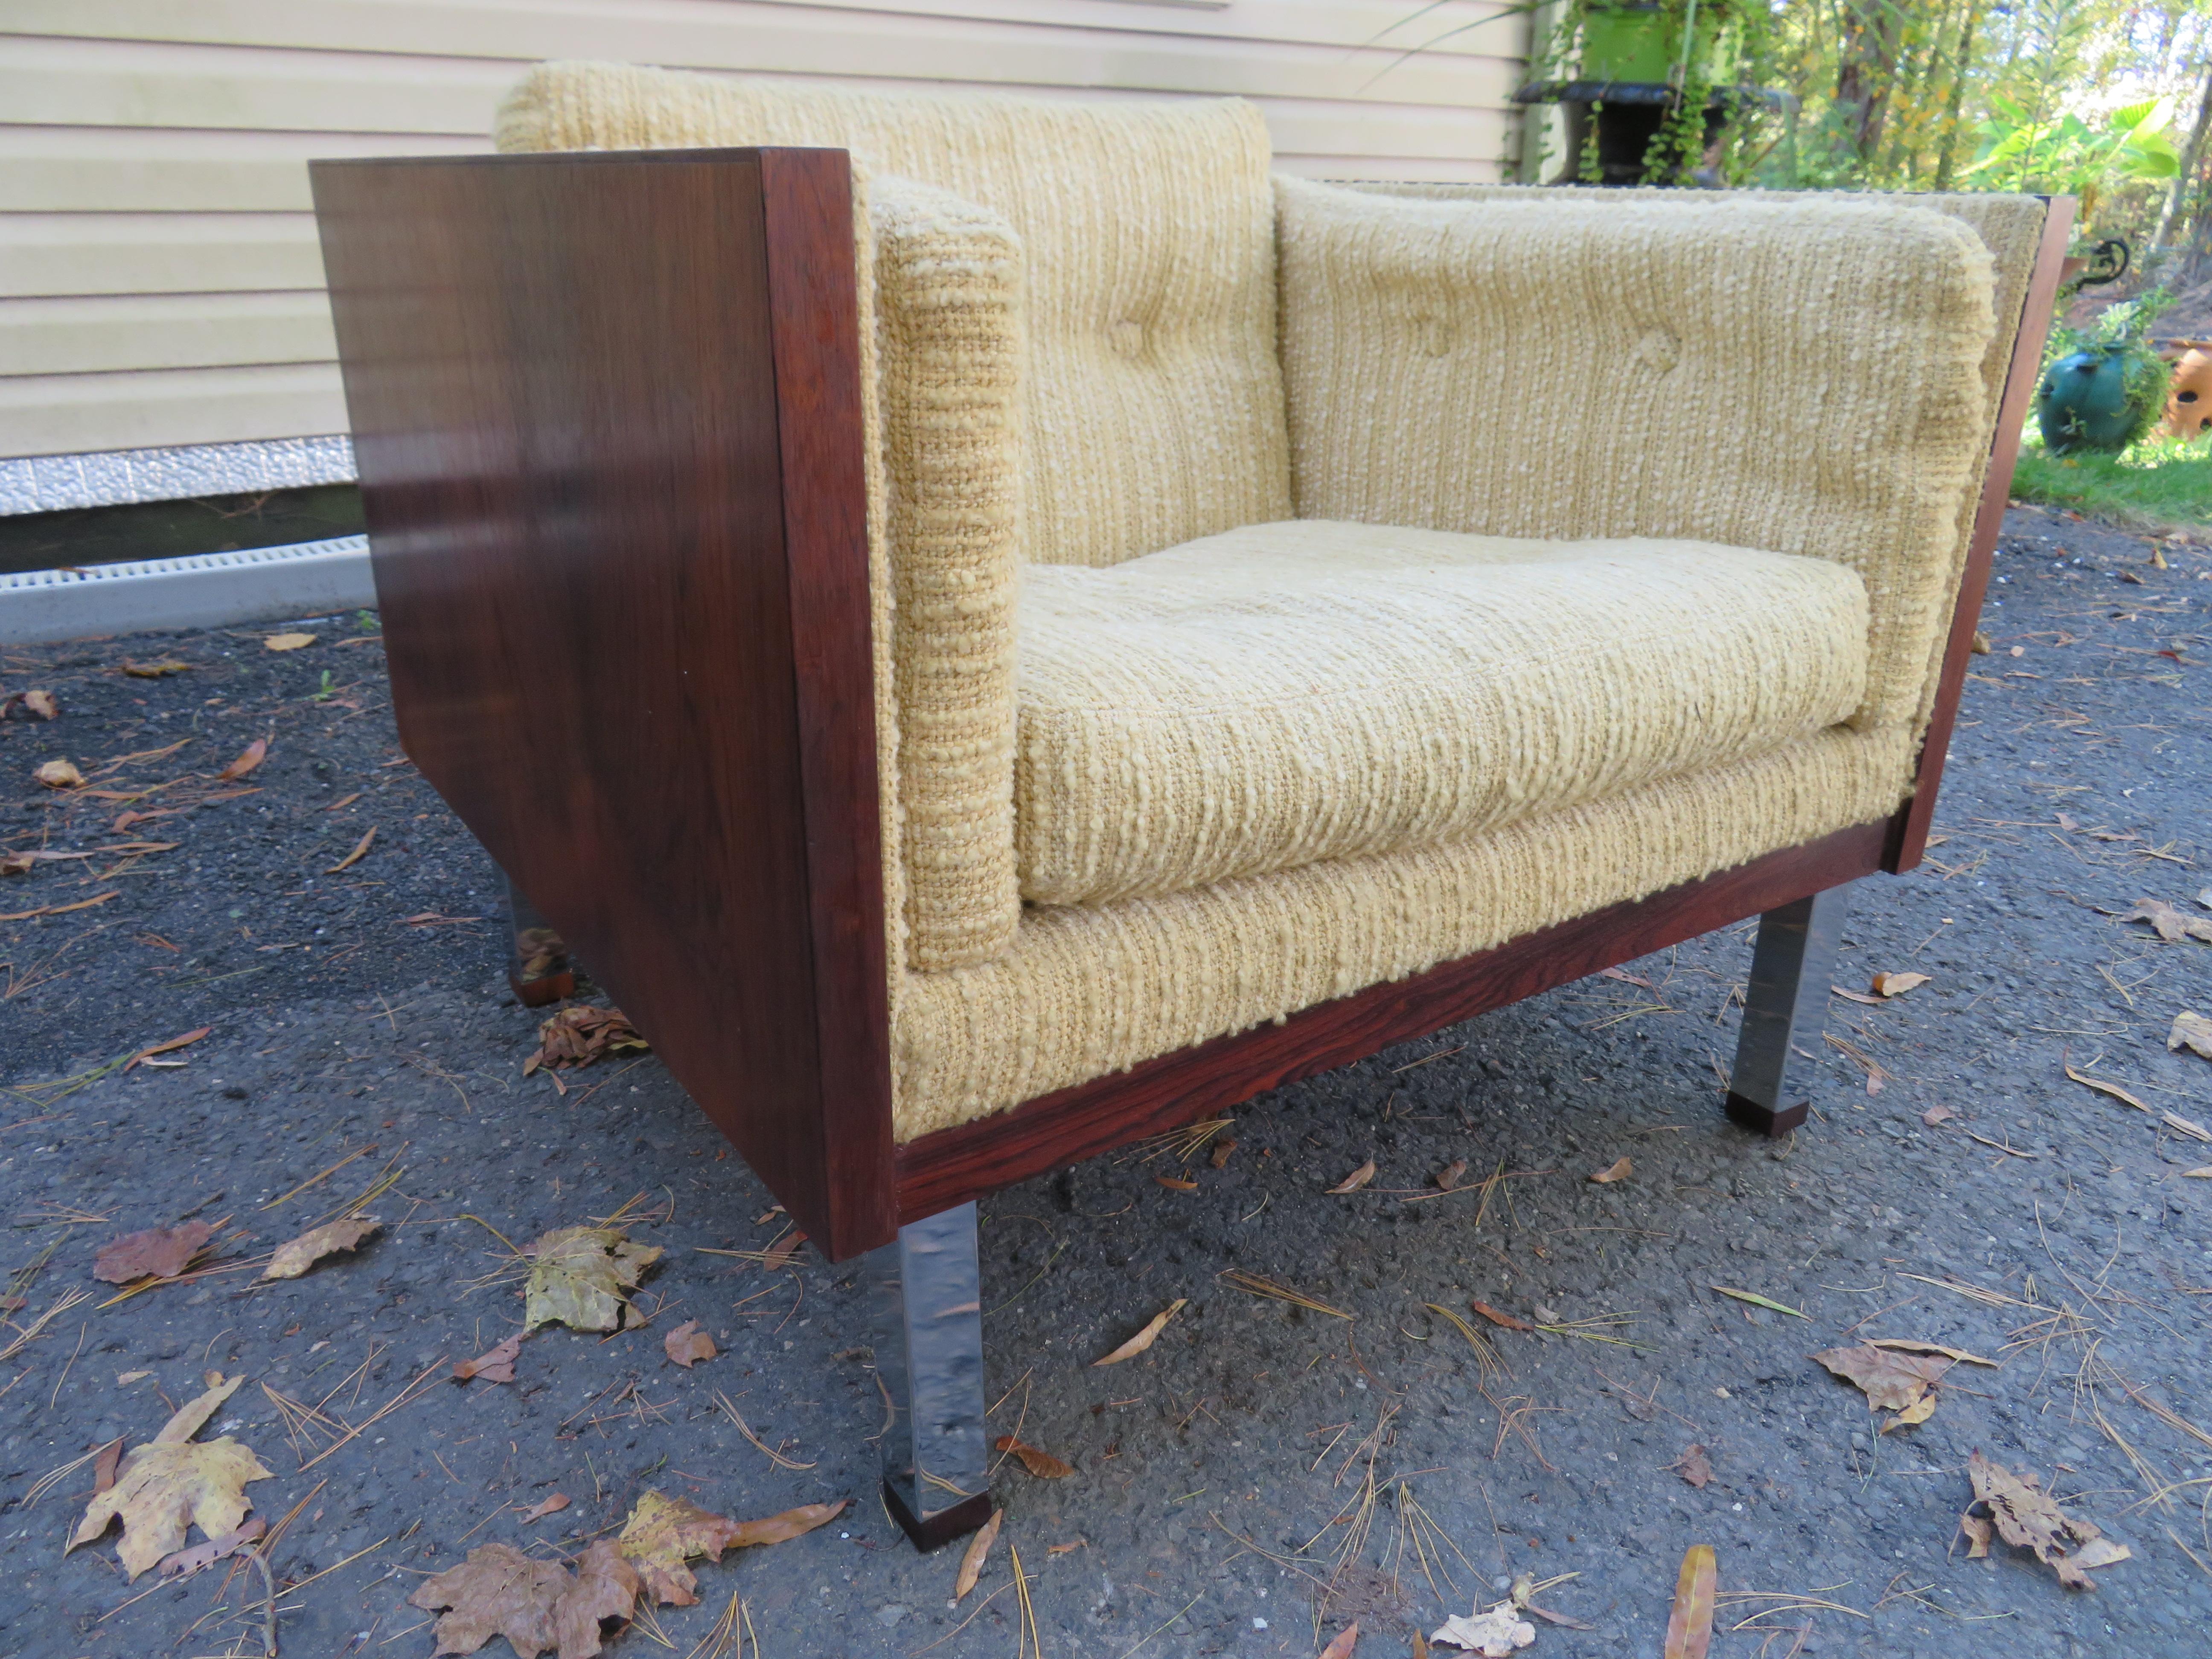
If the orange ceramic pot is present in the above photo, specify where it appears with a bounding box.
[2166,346,2212,441]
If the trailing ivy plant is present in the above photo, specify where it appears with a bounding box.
[2049,287,2179,451]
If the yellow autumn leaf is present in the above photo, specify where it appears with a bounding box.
[1092,1298,1187,1365]
[67,1374,273,1580]
[261,1215,380,1280]
[524,1226,664,1332]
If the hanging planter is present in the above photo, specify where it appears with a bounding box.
[1515,0,1778,187]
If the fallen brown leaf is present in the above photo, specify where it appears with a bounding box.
[121,659,191,677]
[1662,1543,1716,1659]
[1599,964,1653,987]
[1046,1539,1084,1556]
[93,1220,217,1284]
[263,632,317,652]
[261,1215,380,1281]
[93,1436,124,1493]
[663,1320,716,1368]
[454,1333,524,1385]
[1431,1604,1534,1654]
[2170,1010,2212,1061]
[1830,985,1884,1005]
[1922,1103,1959,1126]
[156,1516,265,1580]
[1961,1451,2128,1589]
[1864,1338,1997,1367]
[217,738,268,782]
[995,1435,1073,1478]
[1671,1444,1712,1488]
[2063,1061,2150,1112]
[524,1006,649,1076]
[22,690,58,719]
[1093,1298,1187,1365]
[34,758,83,789]
[1588,1156,1633,1184]
[2163,1110,2212,1142]
[1469,1301,1534,1333]
[327,826,375,873]
[2122,898,2212,943]
[67,1374,272,1580]
[1871,971,1932,997]
[524,1226,663,1333]
[519,1493,572,1525]
[1326,1159,1377,1193]
[409,1538,640,1659]
[1814,1343,1954,1424]
[2183,1166,2212,1178]
[0,851,33,876]
[616,1490,846,1607]
[1155,1174,1198,1193]
[1210,1139,1237,1169]
[1435,1158,1468,1191]
[1319,1622,1360,1659]
[954,1508,1002,1600]
[127,1026,211,1070]
[1970,629,1991,654]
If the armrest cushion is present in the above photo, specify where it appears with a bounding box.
[1276,177,2000,730]
[866,175,1024,971]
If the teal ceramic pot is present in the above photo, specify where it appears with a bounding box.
[2035,350,2133,454]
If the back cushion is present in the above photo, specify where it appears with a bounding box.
[498,63,1292,567]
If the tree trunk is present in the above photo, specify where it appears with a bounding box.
[2151,60,2212,257]
[1835,0,1904,165]
[1931,0,1982,192]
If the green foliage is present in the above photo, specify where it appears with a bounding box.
[2049,288,2181,448]
[1961,95,2180,230]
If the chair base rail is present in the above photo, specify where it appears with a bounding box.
[894,817,1891,1225]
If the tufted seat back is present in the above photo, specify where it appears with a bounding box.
[495,63,1292,569]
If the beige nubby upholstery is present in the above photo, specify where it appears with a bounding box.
[495,64,2040,1141]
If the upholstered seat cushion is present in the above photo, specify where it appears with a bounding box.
[1016,520,1869,905]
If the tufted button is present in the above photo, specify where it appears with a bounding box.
[1108,320,1146,357]
[1631,327,1679,374]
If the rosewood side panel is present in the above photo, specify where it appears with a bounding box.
[1885,195,2076,873]
[312,149,897,1260]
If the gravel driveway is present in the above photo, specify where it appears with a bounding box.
[3,506,2209,1659]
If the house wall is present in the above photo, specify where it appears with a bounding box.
[0,0,1529,511]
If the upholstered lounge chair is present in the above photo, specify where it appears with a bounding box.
[311,64,2069,1548]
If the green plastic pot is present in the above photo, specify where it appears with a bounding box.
[1578,3,1737,86]
[2036,350,2135,454]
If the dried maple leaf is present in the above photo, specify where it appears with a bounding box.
[1326,1159,1377,1193]
[1319,1622,1360,1659]
[954,1508,1001,1600]
[455,1333,524,1384]
[524,1007,650,1076]
[1589,1156,1632,1184]
[1092,1298,1187,1365]
[34,759,83,789]
[218,738,268,782]
[2121,899,2212,944]
[68,1374,272,1579]
[261,1215,379,1280]
[409,1540,602,1659]
[94,1219,217,1284]
[2170,1010,2212,1061]
[524,1226,664,1333]
[1961,1452,2129,1589]
[1431,1604,1535,1654]
[263,632,316,652]
[556,1541,643,1658]
[1813,1343,1954,1420]
[995,1435,1073,1478]
[663,1320,716,1368]
[1871,971,1932,997]
[617,1489,846,1607]
[1671,1444,1712,1488]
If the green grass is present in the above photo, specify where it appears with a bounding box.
[2009,430,2212,536]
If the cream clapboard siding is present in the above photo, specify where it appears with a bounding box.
[0,0,1528,464]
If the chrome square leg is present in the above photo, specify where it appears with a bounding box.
[1725,884,1851,1137]
[867,1202,991,1550]
[501,864,573,1007]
